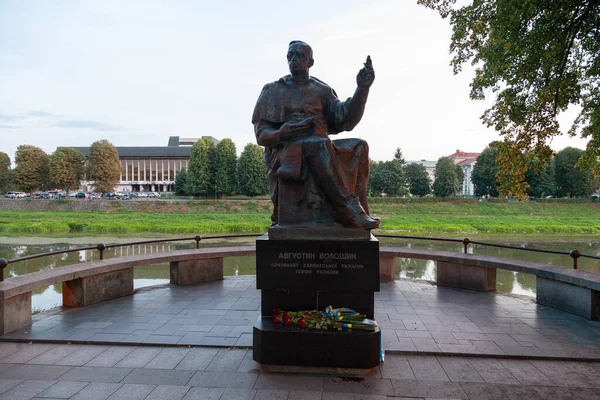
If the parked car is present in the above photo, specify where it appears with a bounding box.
[137,192,148,198]
[4,192,16,198]
[75,192,86,199]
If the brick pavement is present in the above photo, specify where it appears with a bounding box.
[2,277,599,361]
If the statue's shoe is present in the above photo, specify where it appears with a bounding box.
[337,210,380,230]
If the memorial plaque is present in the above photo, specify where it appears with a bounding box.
[256,234,379,292]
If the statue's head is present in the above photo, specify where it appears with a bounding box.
[287,41,314,75]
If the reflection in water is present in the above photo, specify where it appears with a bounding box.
[1,236,598,311]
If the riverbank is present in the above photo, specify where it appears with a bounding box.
[1,198,599,235]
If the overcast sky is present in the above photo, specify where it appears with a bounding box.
[0,0,588,165]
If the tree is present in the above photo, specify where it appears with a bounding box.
[174,168,188,196]
[554,147,597,197]
[433,156,460,197]
[404,163,431,196]
[50,148,86,193]
[13,145,50,192]
[186,138,216,197]
[368,148,408,196]
[526,158,556,198]
[88,140,121,194]
[237,143,268,197]
[472,145,500,197]
[0,152,12,192]
[419,0,600,198]
[369,162,404,196]
[454,164,464,194]
[214,138,237,197]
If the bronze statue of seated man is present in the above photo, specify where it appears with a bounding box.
[252,40,379,230]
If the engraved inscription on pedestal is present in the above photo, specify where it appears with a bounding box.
[256,234,379,292]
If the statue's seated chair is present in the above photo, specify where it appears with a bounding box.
[274,137,370,227]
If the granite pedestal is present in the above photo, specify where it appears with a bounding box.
[253,230,381,369]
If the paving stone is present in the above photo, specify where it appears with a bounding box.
[323,377,394,396]
[182,386,224,399]
[254,389,290,400]
[114,347,162,368]
[467,358,520,385]
[235,333,253,347]
[379,355,415,380]
[37,381,90,398]
[175,348,218,371]
[0,364,72,380]
[204,348,246,372]
[0,379,24,395]
[460,382,549,400]
[498,360,555,386]
[144,385,190,400]
[85,347,137,367]
[0,380,55,400]
[391,378,468,398]
[529,360,595,388]
[288,390,323,399]
[121,368,194,386]
[143,335,186,345]
[406,356,449,381]
[254,374,323,391]
[188,371,258,388]
[70,382,122,400]
[27,345,82,365]
[55,346,109,366]
[0,344,57,364]
[106,383,155,400]
[437,356,484,383]
[58,366,133,383]
[145,348,190,370]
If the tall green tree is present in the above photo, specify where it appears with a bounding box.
[472,145,500,197]
[237,143,268,197]
[455,164,464,194]
[555,147,597,197]
[404,163,431,196]
[186,138,216,197]
[526,158,556,198]
[50,148,86,193]
[433,156,460,197]
[88,140,121,194]
[14,145,50,192]
[214,138,237,197]
[174,168,188,196]
[0,152,12,192]
[369,148,408,196]
[419,0,600,198]
[369,161,405,196]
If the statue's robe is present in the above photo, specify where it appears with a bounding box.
[252,75,370,220]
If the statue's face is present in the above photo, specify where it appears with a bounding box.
[287,43,313,75]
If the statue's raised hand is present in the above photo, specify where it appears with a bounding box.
[357,55,375,88]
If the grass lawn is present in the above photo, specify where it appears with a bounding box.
[0,199,598,235]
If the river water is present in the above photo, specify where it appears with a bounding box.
[0,235,598,311]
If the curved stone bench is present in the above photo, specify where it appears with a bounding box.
[379,247,600,321]
[0,246,255,335]
[0,245,598,335]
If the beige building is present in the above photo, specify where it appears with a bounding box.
[65,136,219,193]
[447,149,481,197]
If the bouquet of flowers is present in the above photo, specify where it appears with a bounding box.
[272,306,377,331]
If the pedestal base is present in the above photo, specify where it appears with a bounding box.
[253,317,381,369]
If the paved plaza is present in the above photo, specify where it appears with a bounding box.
[0,277,599,399]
